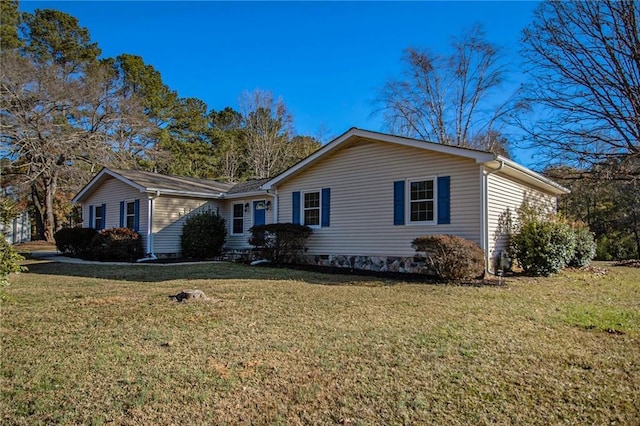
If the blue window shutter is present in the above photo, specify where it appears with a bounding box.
[393,181,405,225]
[89,206,94,228]
[292,192,301,224]
[120,201,125,227]
[101,203,106,230]
[321,188,330,227]
[437,176,451,224]
[134,199,140,231]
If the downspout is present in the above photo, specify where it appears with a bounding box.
[137,191,159,262]
[482,160,504,276]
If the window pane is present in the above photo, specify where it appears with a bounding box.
[410,180,433,201]
[410,201,434,222]
[304,209,319,226]
[233,218,243,234]
[95,206,103,228]
[127,202,135,215]
[232,204,244,234]
[411,201,427,222]
[126,215,135,229]
[304,192,320,208]
[410,181,425,200]
[426,201,434,221]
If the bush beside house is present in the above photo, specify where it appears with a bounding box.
[569,223,597,267]
[181,211,227,259]
[54,227,143,261]
[54,228,98,257]
[90,228,144,261]
[412,235,485,280]
[249,223,312,263]
[509,204,596,276]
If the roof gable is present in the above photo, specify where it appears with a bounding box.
[262,128,496,189]
[262,128,569,195]
[72,168,234,203]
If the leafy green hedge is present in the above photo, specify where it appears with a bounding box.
[569,223,597,268]
[90,227,144,261]
[181,211,227,259]
[510,216,596,276]
[54,227,98,257]
[511,220,575,276]
[249,223,312,263]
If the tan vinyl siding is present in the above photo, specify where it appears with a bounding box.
[276,140,483,257]
[82,177,148,247]
[152,197,223,255]
[487,173,556,262]
[224,196,275,250]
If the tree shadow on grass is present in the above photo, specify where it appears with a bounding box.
[22,259,426,286]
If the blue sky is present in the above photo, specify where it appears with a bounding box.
[20,1,540,164]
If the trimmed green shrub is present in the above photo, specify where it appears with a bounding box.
[54,227,97,257]
[249,223,312,263]
[569,223,596,267]
[181,211,227,259]
[90,228,143,261]
[411,234,485,280]
[510,219,576,276]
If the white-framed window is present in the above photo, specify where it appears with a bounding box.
[409,178,435,223]
[303,191,320,227]
[125,200,136,229]
[94,205,104,229]
[232,203,244,234]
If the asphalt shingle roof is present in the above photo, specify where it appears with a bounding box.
[227,178,269,194]
[111,169,234,196]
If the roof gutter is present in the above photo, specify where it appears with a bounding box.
[145,188,226,199]
[493,156,570,195]
[221,190,270,199]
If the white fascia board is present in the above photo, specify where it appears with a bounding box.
[221,190,271,200]
[72,167,147,203]
[147,188,225,199]
[488,156,571,195]
[356,129,496,162]
[261,128,358,189]
[262,128,495,189]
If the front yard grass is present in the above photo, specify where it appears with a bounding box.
[1,260,639,424]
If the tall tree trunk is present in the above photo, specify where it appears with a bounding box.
[30,172,59,242]
[30,185,45,240]
[42,172,58,242]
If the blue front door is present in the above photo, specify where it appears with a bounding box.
[253,200,266,226]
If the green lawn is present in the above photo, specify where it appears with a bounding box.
[1,260,639,425]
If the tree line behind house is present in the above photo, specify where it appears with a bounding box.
[0,4,321,241]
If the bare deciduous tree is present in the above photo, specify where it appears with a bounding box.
[377,25,510,151]
[520,0,640,178]
[0,51,109,240]
[240,89,294,179]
